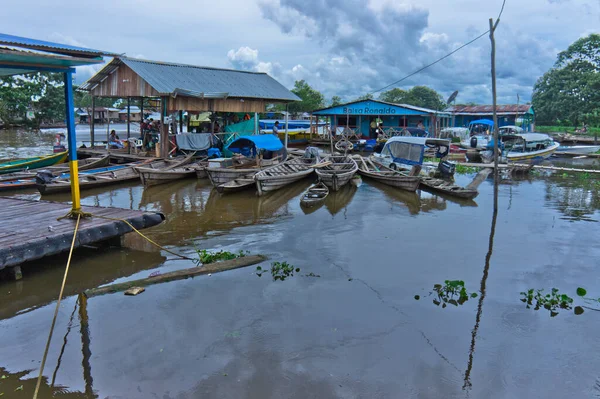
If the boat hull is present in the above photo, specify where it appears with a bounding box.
[0,152,68,174]
[357,170,420,192]
[138,167,198,187]
[506,142,559,163]
[555,145,600,155]
[206,167,258,186]
[315,156,358,192]
[254,158,316,195]
[216,179,255,193]
[419,178,478,199]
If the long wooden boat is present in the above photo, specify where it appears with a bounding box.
[0,151,67,174]
[419,176,479,199]
[0,156,110,183]
[315,155,358,192]
[254,157,316,196]
[356,156,419,192]
[0,156,113,192]
[135,155,204,187]
[36,157,189,194]
[216,178,256,194]
[300,181,328,208]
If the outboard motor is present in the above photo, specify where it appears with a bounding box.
[304,146,320,160]
[470,136,478,148]
[438,161,456,177]
[36,170,55,185]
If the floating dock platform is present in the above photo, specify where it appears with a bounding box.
[0,197,164,271]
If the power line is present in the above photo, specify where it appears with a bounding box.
[370,0,507,95]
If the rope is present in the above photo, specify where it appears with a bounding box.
[33,213,81,399]
[90,213,195,261]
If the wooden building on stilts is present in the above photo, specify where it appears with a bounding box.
[79,57,300,158]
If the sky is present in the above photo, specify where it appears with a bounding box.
[1,0,598,105]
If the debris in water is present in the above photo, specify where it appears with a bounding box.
[124,287,145,296]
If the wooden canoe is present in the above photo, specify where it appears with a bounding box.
[255,157,316,196]
[136,156,206,187]
[0,151,68,174]
[216,178,256,194]
[419,177,479,199]
[356,156,419,192]
[35,158,185,194]
[315,155,358,192]
[300,181,329,208]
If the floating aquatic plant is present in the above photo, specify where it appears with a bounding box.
[415,280,478,308]
[255,262,300,281]
[519,287,594,317]
[193,249,247,265]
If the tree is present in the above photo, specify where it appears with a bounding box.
[379,86,445,110]
[330,96,342,106]
[532,34,600,126]
[379,88,408,104]
[288,80,325,113]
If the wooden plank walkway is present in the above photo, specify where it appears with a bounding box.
[0,197,164,269]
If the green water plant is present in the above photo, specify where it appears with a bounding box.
[193,249,247,265]
[519,287,595,317]
[415,280,478,308]
[255,262,300,281]
[454,164,478,174]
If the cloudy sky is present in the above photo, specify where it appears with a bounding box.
[2,0,598,104]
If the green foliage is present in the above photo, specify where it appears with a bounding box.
[330,96,342,106]
[455,164,478,174]
[255,262,300,281]
[355,93,374,101]
[194,249,247,265]
[288,80,325,113]
[415,280,478,308]
[534,125,600,135]
[379,86,446,110]
[520,288,573,317]
[577,287,587,297]
[532,34,600,126]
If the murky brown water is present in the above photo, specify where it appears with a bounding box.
[2,130,600,398]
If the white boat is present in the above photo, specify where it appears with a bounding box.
[555,145,600,155]
[501,133,559,163]
[460,119,494,149]
[371,136,453,175]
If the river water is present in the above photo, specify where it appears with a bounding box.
[1,129,600,398]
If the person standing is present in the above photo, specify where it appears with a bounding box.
[370,119,377,138]
[273,121,280,136]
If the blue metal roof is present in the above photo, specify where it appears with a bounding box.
[107,57,299,101]
[0,33,117,57]
[227,135,284,152]
[313,99,439,116]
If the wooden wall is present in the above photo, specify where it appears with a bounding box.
[90,64,159,98]
[167,97,267,113]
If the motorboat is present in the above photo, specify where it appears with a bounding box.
[482,133,559,163]
[371,136,454,176]
[460,119,494,149]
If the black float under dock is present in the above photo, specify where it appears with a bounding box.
[0,197,164,271]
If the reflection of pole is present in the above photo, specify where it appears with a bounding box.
[78,293,95,398]
[463,178,498,390]
[51,297,80,388]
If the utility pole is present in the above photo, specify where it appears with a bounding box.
[489,17,500,212]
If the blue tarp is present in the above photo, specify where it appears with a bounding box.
[469,119,494,126]
[227,135,284,154]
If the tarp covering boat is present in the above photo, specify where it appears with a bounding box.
[468,119,494,126]
[175,133,212,151]
[227,135,284,156]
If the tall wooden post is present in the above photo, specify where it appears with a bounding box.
[179,110,183,133]
[284,104,289,149]
[90,96,95,148]
[490,18,500,212]
[127,97,131,154]
[254,112,258,134]
[160,97,168,158]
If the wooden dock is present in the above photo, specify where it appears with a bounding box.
[0,197,164,271]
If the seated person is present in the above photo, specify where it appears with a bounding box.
[109,129,124,149]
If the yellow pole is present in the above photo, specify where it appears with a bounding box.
[64,70,81,211]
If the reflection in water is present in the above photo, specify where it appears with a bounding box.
[0,249,166,322]
[544,175,600,222]
[463,162,499,391]
[324,184,357,217]
[0,367,89,398]
[78,294,95,398]
[51,298,79,388]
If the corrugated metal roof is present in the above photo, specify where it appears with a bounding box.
[81,57,300,102]
[0,32,117,58]
[448,104,532,114]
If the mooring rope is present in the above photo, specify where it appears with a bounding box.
[33,213,81,399]
[89,213,195,261]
